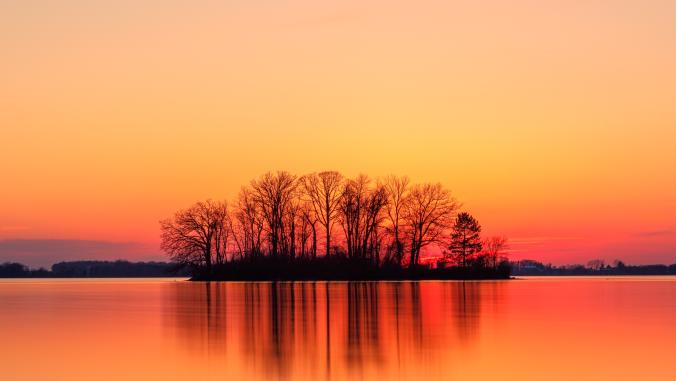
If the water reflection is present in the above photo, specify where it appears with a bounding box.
[3,278,674,381]
[163,281,503,380]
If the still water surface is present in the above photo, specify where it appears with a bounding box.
[0,277,674,381]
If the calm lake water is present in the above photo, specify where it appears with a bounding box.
[0,277,674,381]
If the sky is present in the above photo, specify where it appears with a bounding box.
[1,0,675,268]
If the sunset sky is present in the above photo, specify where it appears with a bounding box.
[1,0,675,267]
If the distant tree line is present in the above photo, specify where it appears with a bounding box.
[511,259,676,276]
[160,171,510,279]
[0,260,187,278]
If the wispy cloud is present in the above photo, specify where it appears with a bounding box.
[635,229,675,238]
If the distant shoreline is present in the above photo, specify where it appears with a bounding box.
[0,260,188,278]
[511,260,676,276]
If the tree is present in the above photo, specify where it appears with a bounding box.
[212,201,231,265]
[362,184,388,263]
[482,236,508,268]
[233,186,265,259]
[299,201,318,259]
[587,259,605,271]
[383,175,410,265]
[160,200,228,272]
[402,183,458,267]
[300,171,343,256]
[250,171,298,257]
[338,175,388,261]
[448,212,482,268]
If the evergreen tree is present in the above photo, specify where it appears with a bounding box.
[448,212,482,268]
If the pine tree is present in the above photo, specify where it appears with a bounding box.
[448,212,482,268]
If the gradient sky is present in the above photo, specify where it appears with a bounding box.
[1,0,675,267]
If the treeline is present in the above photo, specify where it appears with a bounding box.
[160,171,510,279]
[511,259,676,276]
[0,260,187,278]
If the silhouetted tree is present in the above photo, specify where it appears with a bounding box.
[587,259,605,270]
[250,171,298,257]
[212,201,231,265]
[283,200,300,258]
[402,183,458,267]
[383,175,410,266]
[482,236,508,269]
[338,175,388,261]
[0,262,30,277]
[299,201,318,258]
[300,171,343,257]
[448,212,482,268]
[160,200,228,272]
[234,186,265,259]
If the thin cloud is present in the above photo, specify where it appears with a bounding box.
[635,229,675,238]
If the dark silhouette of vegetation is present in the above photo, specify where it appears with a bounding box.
[447,212,482,268]
[402,183,458,267]
[191,256,511,281]
[160,170,511,280]
[483,236,509,269]
[160,200,229,273]
[511,259,676,276]
[0,260,187,278]
[0,262,50,277]
[301,171,344,258]
[383,175,409,266]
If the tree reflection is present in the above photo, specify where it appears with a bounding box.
[454,281,481,342]
[163,281,503,380]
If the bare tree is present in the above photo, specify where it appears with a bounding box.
[338,175,387,262]
[235,186,265,259]
[224,206,243,260]
[383,175,410,265]
[300,171,343,257]
[160,200,228,272]
[299,201,318,259]
[483,236,508,268]
[212,201,231,265]
[339,175,387,261]
[402,183,458,267]
[250,171,298,257]
[339,175,368,259]
[362,184,388,263]
[282,199,301,258]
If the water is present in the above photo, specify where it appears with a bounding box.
[0,277,674,381]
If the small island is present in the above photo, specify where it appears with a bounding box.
[160,171,511,281]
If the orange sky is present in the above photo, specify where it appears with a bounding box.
[1,0,675,267]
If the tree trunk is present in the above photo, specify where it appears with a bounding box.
[312,225,317,259]
[325,199,331,256]
[325,223,330,257]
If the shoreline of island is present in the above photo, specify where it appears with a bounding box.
[189,256,511,281]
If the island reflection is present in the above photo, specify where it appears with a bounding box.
[163,281,504,380]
